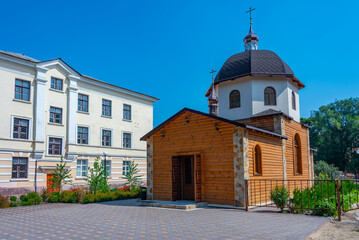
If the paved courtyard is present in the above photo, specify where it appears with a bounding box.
[0,199,327,240]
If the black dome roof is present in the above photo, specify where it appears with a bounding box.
[214,50,301,86]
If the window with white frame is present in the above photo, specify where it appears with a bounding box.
[50,77,63,91]
[77,126,89,144]
[12,157,28,179]
[123,104,131,120]
[13,118,29,139]
[123,160,131,176]
[48,137,62,155]
[49,107,62,124]
[102,160,111,177]
[102,129,112,146]
[76,159,88,177]
[14,79,30,101]
[102,99,112,116]
[122,132,132,148]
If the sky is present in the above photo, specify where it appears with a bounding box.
[1,0,358,126]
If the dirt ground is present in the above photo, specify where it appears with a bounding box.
[307,209,359,240]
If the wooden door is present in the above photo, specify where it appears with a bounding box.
[47,174,54,189]
[182,156,194,200]
[172,156,181,201]
[194,154,202,203]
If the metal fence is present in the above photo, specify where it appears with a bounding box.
[244,179,359,221]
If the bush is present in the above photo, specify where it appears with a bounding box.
[270,186,289,212]
[314,161,340,179]
[10,196,17,202]
[0,194,10,208]
[9,201,18,207]
[20,195,28,203]
[27,192,41,204]
[40,188,50,202]
[48,192,60,203]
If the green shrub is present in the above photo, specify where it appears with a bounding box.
[9,201,18,207]
[60,190,79,203]
[27,192,41,204]
[270,186,289,212]
[10,196,17,202]
[0,194,10,208]
[81,194,95,204]
[20,195,28,202]
[48,192,60,203]
[40,188,50,202]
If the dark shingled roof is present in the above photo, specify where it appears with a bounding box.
[214,50,304,88]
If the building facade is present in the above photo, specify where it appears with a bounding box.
[0,51,158,194]
[141,22,314,206]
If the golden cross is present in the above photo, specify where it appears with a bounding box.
[246,7,256,25]
[210,69,217,82]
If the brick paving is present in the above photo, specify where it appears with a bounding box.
[0,199,328,240]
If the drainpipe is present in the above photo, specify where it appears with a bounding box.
[34,159,38,192]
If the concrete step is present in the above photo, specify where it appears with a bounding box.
[142,200,207,210]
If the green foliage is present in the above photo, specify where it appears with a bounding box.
[270,186,289,211]
[289,180,359,217]
[9,196,17,202]
[9,201,18,207]
[50,156,72,192]
[40,188,50,202]
[301,98,359,172]
[80,187,141,204]
[59,187,86,203]
[84,157,109,194]
[314,161,340,179]
[20,195,28,202]
[48,192,60,203]
[123,161,142,188]
[0,194,10,208]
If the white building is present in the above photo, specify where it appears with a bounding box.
[0,50,158,194]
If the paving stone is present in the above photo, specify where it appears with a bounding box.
[0,199,327,240]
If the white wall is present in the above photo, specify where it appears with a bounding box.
[216,76,301,122]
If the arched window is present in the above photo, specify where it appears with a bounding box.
[292,91,296,110]
[264,87,276,105]
[294,134,302,175]
[229,90,240,108]
[254,145,262,175]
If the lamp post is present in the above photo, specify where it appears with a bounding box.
[103,152,107,178]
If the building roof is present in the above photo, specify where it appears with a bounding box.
[0,51,158,102]
[214,50,305,89]
[140,108,287,141]
[0,50,40,62]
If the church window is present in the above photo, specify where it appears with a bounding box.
[292,91,296,110]
[254,145,262,175]
[229,90,240,108]
[264,87,276,105]
[294,134,302,175]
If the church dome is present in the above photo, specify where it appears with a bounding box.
[214,50,302,86]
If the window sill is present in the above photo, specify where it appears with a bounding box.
[13,99,31,104]
[49,88,64,94]
[45,154,62,157]
[48,122,64,127]
[229,107,240,109]
[254,173,262,176]
[75,177,86,180]
[294,173,303,176]
[77,111,89,115]
[10,178,29,182]
[76,143,89,146]
[11,138,31,142]
[122,119,132,122]
[101,145,113,148]
[101,115,112,119]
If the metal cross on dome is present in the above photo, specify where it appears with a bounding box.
[210,69,217,83]
[246,7,256,25]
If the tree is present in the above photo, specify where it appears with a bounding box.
[123,161,142,188]
[51,156,72,192]
[314,160,340,179]
[84,157,109,194]
[301,98,359,172]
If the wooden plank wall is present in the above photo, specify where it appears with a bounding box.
[247,131,283,205]
[152,112,235,205]
[238,116,275,132]
[285,119,310,181]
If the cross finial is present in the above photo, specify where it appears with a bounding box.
[246,7,256,25]
[210,69,217,83]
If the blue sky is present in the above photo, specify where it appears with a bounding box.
[1,0,358,126]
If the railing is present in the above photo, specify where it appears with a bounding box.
[245,179,359,221]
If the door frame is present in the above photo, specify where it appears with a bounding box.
[172,151,203,202]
